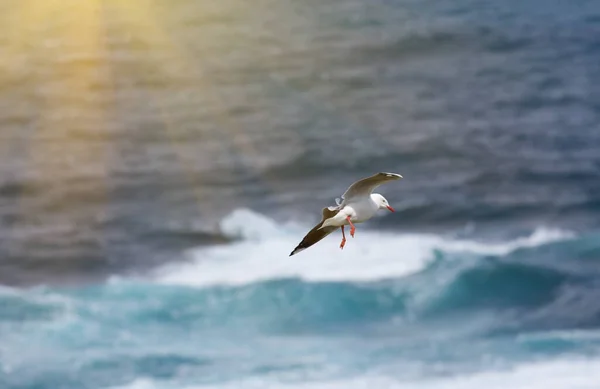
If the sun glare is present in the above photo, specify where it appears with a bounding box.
[104,0,288,202]
[2,0,311,217]
[3,0,213,216]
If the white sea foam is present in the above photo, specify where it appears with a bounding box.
[153,208,574,288]
[107,357,600,389]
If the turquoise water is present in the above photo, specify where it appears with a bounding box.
[2,210,600,388]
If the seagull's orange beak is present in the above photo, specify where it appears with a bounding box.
[386,205,395,212]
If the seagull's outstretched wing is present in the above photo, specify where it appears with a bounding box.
[341,172,402,202]
[289,206,340,256]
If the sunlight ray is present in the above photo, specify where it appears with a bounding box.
[13,0,115,229]
[3,0,312,223]
[106,0,296,210]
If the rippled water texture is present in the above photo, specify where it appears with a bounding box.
[1,0,600,388]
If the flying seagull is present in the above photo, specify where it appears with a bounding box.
[289,172,403,256]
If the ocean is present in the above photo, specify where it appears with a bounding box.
[2,0,600,388]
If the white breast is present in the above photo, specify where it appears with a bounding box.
[347,197,379,223]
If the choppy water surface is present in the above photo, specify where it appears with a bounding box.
[1,0,600,388]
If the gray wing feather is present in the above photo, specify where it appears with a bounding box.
[341,172,402,201]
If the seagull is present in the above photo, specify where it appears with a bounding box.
[289,172,403,256]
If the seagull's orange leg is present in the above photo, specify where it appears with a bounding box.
[340,225,346,249]
[346,216,356,237]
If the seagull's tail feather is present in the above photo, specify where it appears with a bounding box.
[289,207,340,257]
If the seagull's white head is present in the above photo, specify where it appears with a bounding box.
[371,193,395,213]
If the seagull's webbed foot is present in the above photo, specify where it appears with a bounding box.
[340,225,346,249]
[346,216,356,238]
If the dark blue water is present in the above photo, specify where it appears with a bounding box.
[1,0,600,388]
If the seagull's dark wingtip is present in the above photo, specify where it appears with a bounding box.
[289,246,304,257]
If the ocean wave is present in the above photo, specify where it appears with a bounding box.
[152,208,574,287]
[421,261,570,315]
[0,210,587,335]
[2,229,597,340]
[1,215,599,389]
[107,357,600,389]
